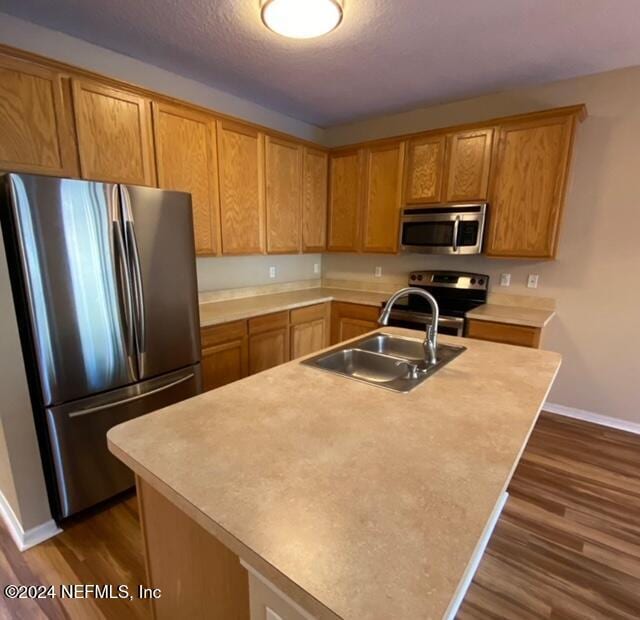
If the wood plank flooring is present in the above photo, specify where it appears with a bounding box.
[1,412,639,619]
[458,412,640,619]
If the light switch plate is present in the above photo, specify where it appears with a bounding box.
[269,266,276,279]
[500,273,511,287]
[374,266,382,278]
[527,274,539,289]
[313,263,320,274]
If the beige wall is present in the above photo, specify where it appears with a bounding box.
[324,66,640,425]
[0,233,53,531]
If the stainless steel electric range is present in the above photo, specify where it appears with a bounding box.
[381,270,489,336]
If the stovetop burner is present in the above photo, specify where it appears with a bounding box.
[387,270,489,318]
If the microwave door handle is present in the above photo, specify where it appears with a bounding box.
[452,215,460,253]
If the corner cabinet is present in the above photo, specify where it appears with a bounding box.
[0,54,78,176]
[301,147,328,252]
[330,302,379,344]
[290,303,329,359]
[216,120,266,255]
[485,113,578,258]
[361,141,406,253]
[152,102,220,256]
[248,312,290,375]
[71,78,156,185]
[265,136,302,254]
[327,149,363,252]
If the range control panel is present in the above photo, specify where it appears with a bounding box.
[409,271,489,290]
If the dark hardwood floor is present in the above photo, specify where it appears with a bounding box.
[458,412,640,619]
[1,412,639,619]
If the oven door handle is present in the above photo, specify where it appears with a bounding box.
[452,215,460,253]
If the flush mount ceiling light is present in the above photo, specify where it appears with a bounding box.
[261,0,343,39]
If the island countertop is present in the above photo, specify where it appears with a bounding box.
[108,328,561,619]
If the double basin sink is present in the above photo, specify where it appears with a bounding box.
[302,332,465,393]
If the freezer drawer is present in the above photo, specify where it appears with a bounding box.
[45,364,201,518]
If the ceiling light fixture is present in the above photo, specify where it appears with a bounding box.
[261,0,343,39]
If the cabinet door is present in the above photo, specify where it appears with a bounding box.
[362,142,405,253]
[265,136,302,254]
[200,321,248,391]
[290,303,329,359]
[0,54,77,176]
[302,147,328,252]
[248,312,289,374]
[445,128,493,201]
[466,319,541,348]
[404,135,446,204]
[217,120,265,255]
[486,115,576,258]
[327,149,363,251]
[330,302,380,344]
[153,102,220,256]
[72,79,155,185]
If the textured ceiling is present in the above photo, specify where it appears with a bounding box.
[1,0,639,126]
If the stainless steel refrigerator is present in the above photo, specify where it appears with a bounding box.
[0,173,202,519]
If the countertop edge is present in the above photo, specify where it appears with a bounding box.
[107,437,342,620]
[464,306,556,328]
[199,289,557,330]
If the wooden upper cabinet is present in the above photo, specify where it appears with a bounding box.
[486,114,577,258]
[361,141,406,253]
[0,54,77,176]
[444,128,493,202]
[152,102,220,256]
[71,78,155,185]
[301,147,328,252]
[216,120,265,255]
[403,134,446,204]
[265,136,302,254]
[327,149,363,252]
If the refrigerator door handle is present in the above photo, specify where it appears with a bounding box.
[112,217,135,359]
[120,186,147,356]
[68,372,195,418]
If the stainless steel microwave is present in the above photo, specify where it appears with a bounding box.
[399,203,487,254]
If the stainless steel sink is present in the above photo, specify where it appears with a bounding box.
[302,332,465,393]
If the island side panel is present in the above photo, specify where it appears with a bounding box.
[136,476,250,619]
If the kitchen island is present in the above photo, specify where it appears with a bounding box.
[107,327,561,620]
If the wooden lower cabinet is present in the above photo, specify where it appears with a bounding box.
[290,303,329,359]
[201,321,248,391]
[137,477,250,620]
[248,312,289,375]
[330,302,380,345]
[465,319,541,348]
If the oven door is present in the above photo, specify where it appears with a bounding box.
[386,310,465,337]
[400,204,486,255]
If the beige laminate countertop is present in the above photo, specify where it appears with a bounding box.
[198,287,388,327]
[108,327,561,620]
[465,303,556,328]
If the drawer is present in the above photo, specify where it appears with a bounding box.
[200,320,247,348]
[290,303,329,325]
[465,319,541,348]
[249,311,289,335]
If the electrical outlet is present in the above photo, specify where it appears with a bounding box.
[500,273,511,287]
[374,266,382,278]
[313,263,320,274]
[527,274,539,289]
[269,266,276,279]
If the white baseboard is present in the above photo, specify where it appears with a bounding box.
[543,402,640,436]
[0,489,61,551]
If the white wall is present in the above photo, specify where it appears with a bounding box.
[324,66,640,425]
